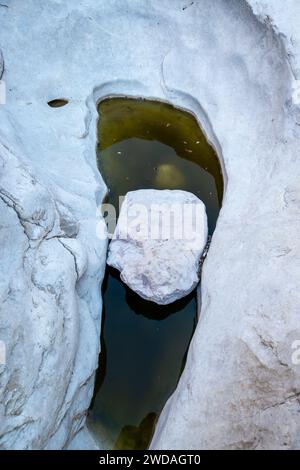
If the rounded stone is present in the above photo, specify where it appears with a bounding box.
[107,189,208,305]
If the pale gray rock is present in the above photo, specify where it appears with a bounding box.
[0,138,107,450]
[0,0,299,451]
[151,0,300,451]
[107,189,208,305]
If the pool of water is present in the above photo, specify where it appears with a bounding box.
[87,97,223,449]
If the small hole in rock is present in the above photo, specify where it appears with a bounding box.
[47,98,69,108]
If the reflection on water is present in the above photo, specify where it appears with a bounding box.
[87,98,223,449]
[88,268,196,448]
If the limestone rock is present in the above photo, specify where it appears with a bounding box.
[0,140,106,450]
[107,189,208,305]
[0,0,300,451]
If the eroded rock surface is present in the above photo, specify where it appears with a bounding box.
[0,135,107,450]
[107,189,208,305]
[0,0,300,451]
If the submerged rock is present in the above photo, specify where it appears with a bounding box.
[107,189,208,305]
[154,163,186,188]
[114,412,157,450]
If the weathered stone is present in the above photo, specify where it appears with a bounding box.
[0,0,299,451]
[107,189,208,305]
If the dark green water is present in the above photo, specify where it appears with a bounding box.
[87,97,223,450]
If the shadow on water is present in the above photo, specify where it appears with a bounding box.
[87,97,223,449]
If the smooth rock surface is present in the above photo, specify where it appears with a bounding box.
[107,189,208,305]
[150,0,300,451]
[0,0,299,450]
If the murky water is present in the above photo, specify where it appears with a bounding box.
[87,97,223,450]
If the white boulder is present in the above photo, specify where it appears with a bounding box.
[107,189,208,305]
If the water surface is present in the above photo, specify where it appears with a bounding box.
[87,97,223,449]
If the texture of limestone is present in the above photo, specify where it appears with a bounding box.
[151,0,300,450]
[0,0,299,450]
[107,189,208,305]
